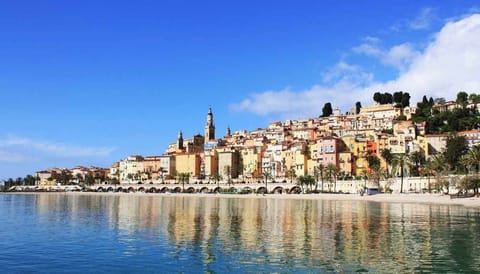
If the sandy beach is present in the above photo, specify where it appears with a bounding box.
[7,191,480,208]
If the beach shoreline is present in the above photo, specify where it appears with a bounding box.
[4,191,480,208]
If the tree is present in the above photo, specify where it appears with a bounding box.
[286,167,296,184]
[456,91,469,107]
[158,167,166,184]
[393,91,403,106]
[75,173,83,185]
[373,92,381,104]
[459,175,480,195]
[392,154,410,193]
[385,93,393,104]
[409,151,425,176]
[211,172,222,188]
[297,175,306,193]
[381,148,393,177]
[321,102,333,117]
[461,145,480,174]
[297,175,315,193]
[401,92,410,107]
[366,152,383,188]
[421,159,436,193]
[366,152,381,172]
[355,101,362,114]
[469,93,480,104]
[136,170,142,182]
[224,165,232,186]
[262,169,273,193]
[325,164,338,192]
[85,174,95,186]
[444,135,468,171]
[177,172,190,192]
[313,164,325,192]
[431,154,448,193]
[301,145,311,159]
[24,175,36,186]
[57,170,72,185]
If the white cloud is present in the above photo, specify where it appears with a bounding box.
[232,63,373,119]
[231,13,480,119]
[408,7,436,30]
[353,41,420,71]
[0,136,115,159]
[0,151,27,163]
[369,13,480,103]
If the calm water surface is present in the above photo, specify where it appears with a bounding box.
[1,193,480,273]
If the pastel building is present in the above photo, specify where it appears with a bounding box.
[217,148,240,179]
[240,146,262,180]
[175,153,201,178]
[119,155,144,181]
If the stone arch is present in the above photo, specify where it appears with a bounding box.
[213,187,222,193]
[241,186,253,194]
[160,187,169,193]
[127,187,136,193]
[116,187,123,192]
[257,186,267,194]
[173,187,182,193]
[97,187,104,192]
[289,186,301,194]
[185,187,195,193]
[273,186,284,194]
[148,187,157,193]
[199,187,209,193]
[137,187,145,193]
[107,186,114,192]
[229,187,237,193]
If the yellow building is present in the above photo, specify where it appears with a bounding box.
[341,135,368,177]
[175,153,201,177]
[282,142,308,177]
[240,146,262,181]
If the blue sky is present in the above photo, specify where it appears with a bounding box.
[1,1,480,179]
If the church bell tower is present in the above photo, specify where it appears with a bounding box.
[205,108,215,143]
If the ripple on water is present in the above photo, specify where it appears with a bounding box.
[1,194,480,272]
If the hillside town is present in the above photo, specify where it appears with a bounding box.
[22,91,480,194]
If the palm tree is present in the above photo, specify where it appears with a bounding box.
[421,159,436,193]
[75,173,83,185]
[24,175,36,186]
[211,172,223,188]
[297,175,306,193]
[461,145,480,174]
[381,148,393,177]
[224,165,232,186]
[286,166,296,184]
[158,167,166,184]
[177,172,190,192]
[409,151,425,177]
[325,164,338,192]
[314,164,325,192]
[296,175,314,193]
[431,154,448,193]
[262,170,273,193]
[392,154,410,193]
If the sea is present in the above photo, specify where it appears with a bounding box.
[1,193,480,273]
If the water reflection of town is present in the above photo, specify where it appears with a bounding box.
[35,194,480,272]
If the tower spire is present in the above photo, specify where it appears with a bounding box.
[205,108,215,143]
